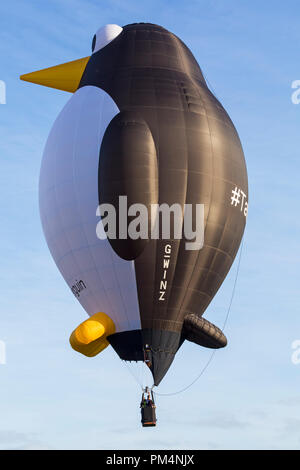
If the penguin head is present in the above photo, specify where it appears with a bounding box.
[20,23,205,93]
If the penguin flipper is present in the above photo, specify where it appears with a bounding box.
[99,110,158,260]
[180,314,227,349]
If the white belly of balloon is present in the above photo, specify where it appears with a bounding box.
[39,86,142,354]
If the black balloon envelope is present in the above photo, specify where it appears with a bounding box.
[21,23,248,387]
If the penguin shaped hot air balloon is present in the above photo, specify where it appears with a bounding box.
[21,23,248,390]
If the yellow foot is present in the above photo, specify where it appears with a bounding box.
[69,312,115,357]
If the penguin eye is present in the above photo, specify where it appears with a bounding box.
[91,34,96,52]
[91,24,123,54]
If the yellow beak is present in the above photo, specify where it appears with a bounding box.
[20,56,90,93]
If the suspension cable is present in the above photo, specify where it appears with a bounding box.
[123,360,144,390]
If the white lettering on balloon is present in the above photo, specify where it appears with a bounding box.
[159,244,172,301]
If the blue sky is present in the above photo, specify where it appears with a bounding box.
[0,0,300,450]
